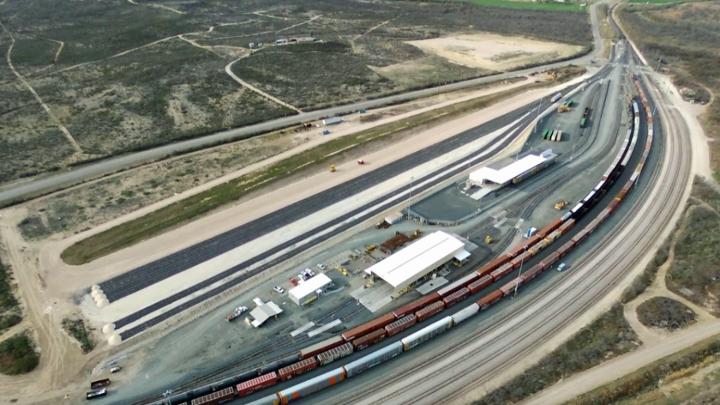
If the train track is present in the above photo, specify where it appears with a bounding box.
[341,67,690,405]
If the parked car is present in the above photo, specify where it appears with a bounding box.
[317,263,327,271]
[556,262,568,272]
[273,286,285,294]
[109,366,122,373]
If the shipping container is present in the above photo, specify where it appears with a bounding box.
[451,303,480,325]
[191,387,235,405]
[442,287,469,308]
[236,372,278,397]
[341,313,396,342]
[300,336,344,359]
[415,300,445,322]
[384,314,417,337]
[437,273,479,297]
[500,277,522,296]
[316,342,353,366]
[344,342,403,377]
[468,274,493,294]
[401,317,453,351]
[392,293,441,319]
[351,328,387,351]
[477,290,503,310]
[278,357,319,381]
[277,367,346,404]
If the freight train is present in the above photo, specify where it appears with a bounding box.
[163,91,652,405]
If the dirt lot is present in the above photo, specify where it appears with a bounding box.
[0,0,591,183]
[406,33,584,72]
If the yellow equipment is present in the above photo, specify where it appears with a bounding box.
[558,104,570,113]
[329,164,336,172]
[554,199,567,210]
[484,235,494,244]
[365,244,377,253]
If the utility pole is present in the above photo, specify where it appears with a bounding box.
[513,244,528,298]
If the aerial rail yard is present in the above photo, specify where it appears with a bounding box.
[155,74,654,405]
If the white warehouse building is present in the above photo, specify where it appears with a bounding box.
[289,273,333,306]
[364,230,469,297]
[468,149,556,187]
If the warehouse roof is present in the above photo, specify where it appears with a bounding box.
[289,273,333,301]
[469,151,555,186]
[365,231,466,289]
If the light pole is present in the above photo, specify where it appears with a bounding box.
[513,244,528,299]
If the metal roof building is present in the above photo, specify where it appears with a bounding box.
[364,231,467,295]
[469,150,556,186]
[289,273,333,306]
[249,300,283,328]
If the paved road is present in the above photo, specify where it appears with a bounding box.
[0,51,597,207]
[113,75,616,339]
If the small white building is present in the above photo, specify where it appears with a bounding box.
[248,300,283,328]
[364,230,469,297]
[289,273,333,306]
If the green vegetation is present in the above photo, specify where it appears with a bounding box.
[636,297,696,330]
[61,67,584,265]
[464,0,585,12]
[0,259,22,334]
[475,304,640,405]
[568,335,720,405]
[620,1,720,181]
[628,0,685,4]
[0,0,592,183]
[0,333,39,375]
[62,318,96,353]
[666,179,720,316]
[621,235,671,303]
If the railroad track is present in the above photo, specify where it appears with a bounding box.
[341,68,690,405]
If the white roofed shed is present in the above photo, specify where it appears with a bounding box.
[364,231,466,293]
[289,273,333,306]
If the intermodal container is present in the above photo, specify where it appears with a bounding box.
[477,290,503,310]
[341,313,396,342]
[351,328,387,351]
[191,387,235,405]
[415,300,445,322]
[278,357,319,381]
[236,372,278,397]
[299,336,344,359]
[392,293,441,319]
[316,342,353,366]
[277,368,346,404]
[468,274,493,294]
[385,314,417,337]
[442,287,469,308]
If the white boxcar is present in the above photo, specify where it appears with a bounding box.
[401,317,453,351]
[317,342,353,366]
[450,303,479,325]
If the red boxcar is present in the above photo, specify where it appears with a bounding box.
[557,218,576,235]
[500,277,522,296]
[415,300,445,322]
[490,262,514,281]
[236,372,278,397]
[442,287,469,308]
[392,292,441,319]
[468,274,493,294]
[278,357,319,381]
[476,255,511,276]
[557,240,575,258]
[506,243,528,259]
[351,328,386,351]
[538,218,563,238]
[299,336,344,359]
[520,262,545,283]
[385,314,417,336]
[510,250,533,269]
[437,273,479,297]
[477,290,503,310]
[190,387,235,405]
[341,312,396,342]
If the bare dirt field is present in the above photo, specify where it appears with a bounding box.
[406,33,584,72]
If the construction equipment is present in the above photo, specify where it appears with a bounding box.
[557,104,570,113]
[365,244,377,253]
[484,235,494,244]
[554,199,567,210]
[329,164,336,172]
